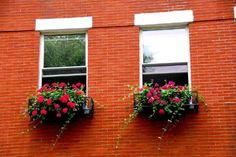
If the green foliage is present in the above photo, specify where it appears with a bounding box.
[44,34,85,67]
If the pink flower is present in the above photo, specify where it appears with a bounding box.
[52,82,58,86]
[31,110,37,116]
[65,94,70,99]
[173,97,180,103]
[72,84,79,90]
[154,83,159,88]
[60,94,69,103]
[54,104,60,109]
[43,83,49,87]
[56,113,61,118]
[37,88,43,93]
[148,97,154,103]
[146,92,152,98]
[162,85,168,90]
[76,82,81,87]
[37,96,44,103]
[149,88,155,93]
[168,81,175,86]
[40,109,47,115]
[62,108,68,113]
[46,98,52,105]
[153,95,159,100]
[159,109,165,115]
[139,88,143,92]
[160,100,167,105]
[67,102,76,109]
[59,82,66,87]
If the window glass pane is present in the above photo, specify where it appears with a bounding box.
[143,73,188,86]
[142,29,188,64]
[44,34,85,67]
[43,67,86,76]
[42,76,86,86]
[143,63,188,74]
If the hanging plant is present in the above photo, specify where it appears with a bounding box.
[26,82,94,147]
[117,81,202,148]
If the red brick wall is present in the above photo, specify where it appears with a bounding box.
[0,0,235,156]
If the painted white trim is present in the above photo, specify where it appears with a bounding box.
[135,10,194,28]
[35,17,92,32]
[234,7,236,19]
[185,27,192,87]
[139,31,143,87]
[38,35,44,88]
[85,33,88,95]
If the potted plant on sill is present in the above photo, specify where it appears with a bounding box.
[26,82,94,147]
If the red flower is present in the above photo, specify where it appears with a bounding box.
[54,104,60,109]
[37,96,44,103]
[76,91,83,96]
[56,113,61,118]
[59,82,66,87]
[60,94,69,103]
[158,109,165,115]
[32,110,37,116]
[67,102,76,109]
[40,109,47,115]
[146,92,152,98]
[46,98,52,105]
[62,108,68,113]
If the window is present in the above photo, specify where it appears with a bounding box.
[35,16,92,90]
[140,28,191,86]
[41,33,87,86]
[135,10,193,86]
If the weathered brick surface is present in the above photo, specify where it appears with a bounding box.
[0,0,235,156]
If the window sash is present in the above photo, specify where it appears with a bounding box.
[140,27,191,86]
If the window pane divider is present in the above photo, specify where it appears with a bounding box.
[142,62,187,67]
[43,65,86,70]
[43,73,86,78]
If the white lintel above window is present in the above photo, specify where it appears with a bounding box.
[35,16,92,32]
[134,10,194,28]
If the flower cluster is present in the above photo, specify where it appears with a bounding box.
[137,81,191,118]
[28,82,86,122]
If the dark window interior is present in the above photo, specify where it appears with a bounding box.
[143,73,188,86]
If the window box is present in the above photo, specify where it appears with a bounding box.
[134,91,198,114]
[132,82,198,120]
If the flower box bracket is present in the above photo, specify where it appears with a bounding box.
[83,97,94,117]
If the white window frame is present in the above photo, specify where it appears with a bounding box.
[135,10,193,87]
[36,17,92,94]
[234,7,236,20]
